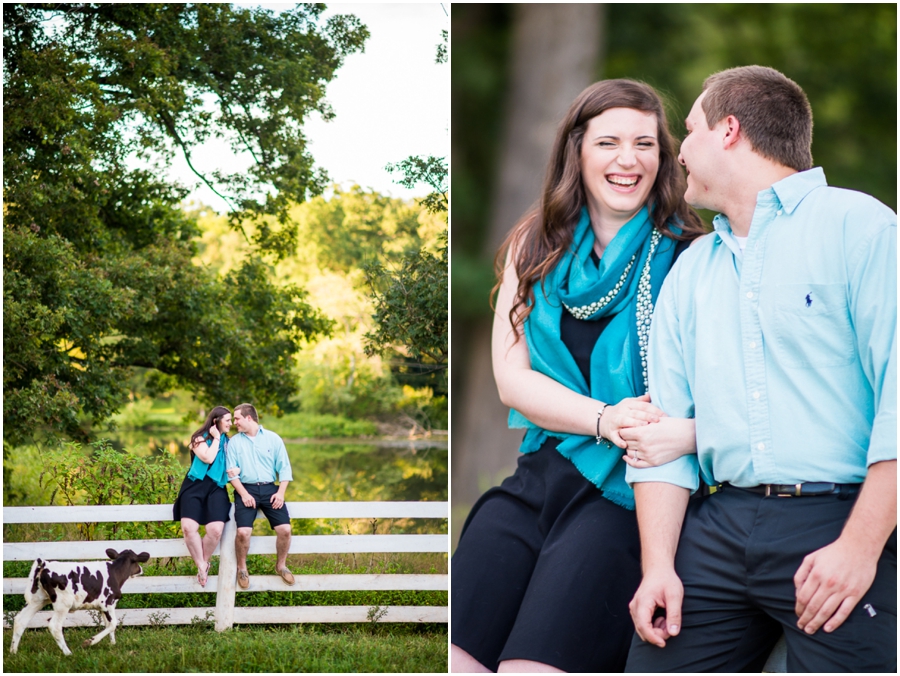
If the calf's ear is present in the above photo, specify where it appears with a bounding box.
[138,552,150,563]
[106,548,119,560]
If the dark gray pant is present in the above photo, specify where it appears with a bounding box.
[626,486,896,673]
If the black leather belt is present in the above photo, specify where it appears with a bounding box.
[248,481,274,486]
[718,482,861,497]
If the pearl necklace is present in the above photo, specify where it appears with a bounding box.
[563,228,662,391]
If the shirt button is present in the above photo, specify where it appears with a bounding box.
[753,391,760,399]
[757,442,765,451]
[776,209,783,216]
[749,341,757,349]
[746,291,754,299]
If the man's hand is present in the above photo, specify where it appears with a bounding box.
[270,491,286,509]
[795,460,896,634]
[794,537,878,634]
[240,492,256,509]
[629,567,684,648]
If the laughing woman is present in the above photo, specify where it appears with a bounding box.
[173,406,233,587]
[451,80,707,673]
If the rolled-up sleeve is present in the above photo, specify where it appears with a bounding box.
[274,437,293,482]
[848,218,897,465]
[225,437,239,471]
[627,270,701,491]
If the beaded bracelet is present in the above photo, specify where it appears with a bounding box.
[596,404,611,446]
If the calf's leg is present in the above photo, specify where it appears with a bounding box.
[48,606,72,656]
[10,596,45,654]
[83,606,118,648]
[102,610,115,645]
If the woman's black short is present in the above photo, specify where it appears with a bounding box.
[172,473,231,525]
[451,442,642,673]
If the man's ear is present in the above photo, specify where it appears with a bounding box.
[721,114,742,150]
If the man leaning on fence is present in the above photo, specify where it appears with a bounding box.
[622,66,896,672]
[226,402,296,589]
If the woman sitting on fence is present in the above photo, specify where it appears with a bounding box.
[173,406,233,587]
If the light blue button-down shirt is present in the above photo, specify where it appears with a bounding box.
[627,168,896,490]
[226,426,293,484]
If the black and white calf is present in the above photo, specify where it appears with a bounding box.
[10,548,150,655]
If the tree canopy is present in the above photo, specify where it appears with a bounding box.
[364,156,448,395]
[3,3,368,443]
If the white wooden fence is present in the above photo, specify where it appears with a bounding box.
[4,502,448,632]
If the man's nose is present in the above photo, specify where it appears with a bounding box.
[677,151,686,167]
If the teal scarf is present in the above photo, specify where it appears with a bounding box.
[508,206,679,510]
[186,433,229,488]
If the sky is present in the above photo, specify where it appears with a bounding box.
[175,3,449,210]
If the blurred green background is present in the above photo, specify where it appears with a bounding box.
[450,3,897,547]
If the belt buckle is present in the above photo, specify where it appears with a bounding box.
[765,484,801,497]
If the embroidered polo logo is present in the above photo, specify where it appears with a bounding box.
[805,293,812,307]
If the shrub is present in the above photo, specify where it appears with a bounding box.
[38,439,181,539]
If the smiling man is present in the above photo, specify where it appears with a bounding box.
[622,66,896,672]
[226,403,295,589]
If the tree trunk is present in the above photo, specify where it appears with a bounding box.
[452,4,605,548]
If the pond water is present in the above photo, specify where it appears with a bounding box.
[107,430,448,505]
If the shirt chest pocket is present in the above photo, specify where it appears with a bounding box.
[766,283,855,368]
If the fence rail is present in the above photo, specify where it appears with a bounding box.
[3,502,448,631]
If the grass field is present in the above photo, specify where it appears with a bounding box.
[3,623,448,672]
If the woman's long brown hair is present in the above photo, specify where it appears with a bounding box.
[190,405,231,461]
[493,79,706,337]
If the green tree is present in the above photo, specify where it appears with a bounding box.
[299,185,424,275]
[364,157,448,395]
[3,4,368,443]
[360,17,449,395]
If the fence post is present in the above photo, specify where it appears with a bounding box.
[215,503,237,631]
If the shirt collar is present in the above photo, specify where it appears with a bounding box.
[769,166,827,215]
[712,167,827,237]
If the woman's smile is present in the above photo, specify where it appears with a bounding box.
[606,173,642,191]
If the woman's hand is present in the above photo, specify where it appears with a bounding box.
[620,417,697,467]
[599,394,666,448]
[209,424,221,440]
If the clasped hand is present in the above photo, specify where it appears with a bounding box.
[600,394,695,468]
[620,417,696,468]
[598,394,665,448]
